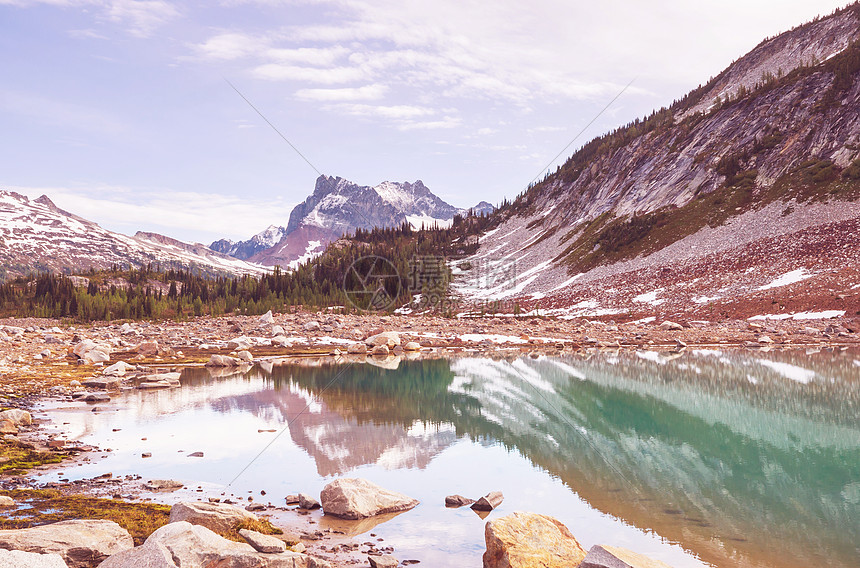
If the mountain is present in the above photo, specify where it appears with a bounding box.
[217,175,486,269]
[0,191,269,278]
[209,225,287,260]
[453,4,860,320]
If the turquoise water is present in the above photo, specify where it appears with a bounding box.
[40,348,860,568]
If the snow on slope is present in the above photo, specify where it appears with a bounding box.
[0,191,269,277]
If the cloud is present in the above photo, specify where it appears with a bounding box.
[252,63,368,83]
[104,0,180,38]
[295,84,388,101]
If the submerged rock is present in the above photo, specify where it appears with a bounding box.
[483,512,586,568]
[0,519,133,568]
[320,478,419,520]
[579,545,674,568]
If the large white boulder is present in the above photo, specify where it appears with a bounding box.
[320,478,418,520]
[167,501,259,534]
[483,512,587,568]
[97,521,329,568]
[0,519,133,568]
[0,548,68,568]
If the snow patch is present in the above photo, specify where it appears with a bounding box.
[758,268,812,290]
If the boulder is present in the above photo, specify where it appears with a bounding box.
[97,521,329,568]
[758,335,774,344]
[168,501,259,534]
[368,555,399,568]
[483,512,586,568]
[471,491,504,511]
[260,310,275,324]
[303,321,321,332]
[236,350,253,363]
[205,354,240,367]
[445,494,475,507]
[143,479,184,492]
[271,325,285,337]
[403,341,421,351]
[346,343,367,354]
[135,341,160,356]
[579,545,674,568]
[298,493,321,510]
[0,549,69,568]
[320,478,419,520]
[272,336,290,347]
[226,337,252,351]
[102,361,131,377]
[365,332,401,349]
[83,349,110,365]
[0,519,133,568]
[0,409,31,426]
[82,378,121,390]
[0,420,16,435]
[239,528,287,553]
[371,345,390,357]
[658,321,683,331]
[0,495,14,507]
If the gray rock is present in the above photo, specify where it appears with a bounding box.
[0,420,16,435]
[0,409,31,426]
[135,341,160,356]
[579,544,674,568]
[97,521,330,568]
[102,362,131,377]
[236,350,253,362]
[658,321,683,331]
[346,343,367,354]
[371,345,389,356]
[82,378,121,390]
[403,341,421,351]
[0,496,14,507]
[82,392,111,403]
[320,478,419,520]
[271,325,285,337]
[168,501,259,534]
[143,479,184,492]
[303,321,321,332]
[365,332,401,348]
[260,310,275,324]
[238,528,287,553]
[226,337,252,351]
[0,549,68,568]
[444,494,475,507]
[205,354,240,367]
[0,519,133,568]
[483,512,587,568]
[298,493,320,510]
[368,555,399,568]
[471,491,504,511]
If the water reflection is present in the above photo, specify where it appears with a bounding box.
[257,350,859,568]
[43,349,859,568]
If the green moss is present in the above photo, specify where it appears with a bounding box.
[0,441,64,475]
[0,489,170,545]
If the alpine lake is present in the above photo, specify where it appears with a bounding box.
[35,347,860,568]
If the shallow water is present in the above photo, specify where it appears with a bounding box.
[38,348,860,568]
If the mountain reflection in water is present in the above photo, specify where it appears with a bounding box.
[49,349,859,568]
[237,350,858,568]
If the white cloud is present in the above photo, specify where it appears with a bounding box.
[252,63,368,83]
[295,84,388,101]
[103,0,180,38]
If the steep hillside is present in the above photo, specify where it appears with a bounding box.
[454,3,860,320]
[0,191,269,279]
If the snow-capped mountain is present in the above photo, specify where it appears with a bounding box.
[220,175,482,269]
[0,191,269,278]
[210,225,287,260]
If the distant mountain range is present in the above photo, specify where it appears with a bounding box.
[212,175,494,268]
[0,191,268,278]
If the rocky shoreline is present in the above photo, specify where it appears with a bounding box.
[1,310,858,567]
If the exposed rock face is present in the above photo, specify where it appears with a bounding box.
[320,478,419,520]
[0,549,69,568]
[210,226,288,261]
[483,512,587,568]
[97,521,329,568]
[579,545,674,568]
[0,519,133,568]
[168,501,260,534]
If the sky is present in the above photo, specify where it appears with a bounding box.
[0,0,853,244]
